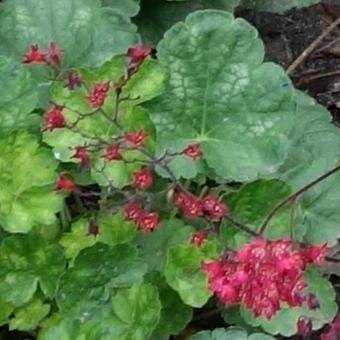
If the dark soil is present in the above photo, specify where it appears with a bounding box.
[238,0,340,125]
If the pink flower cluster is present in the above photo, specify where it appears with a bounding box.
[202,238,327,319]
[23,43,62,66]
[124,203,160,233]
[175,192,229,221]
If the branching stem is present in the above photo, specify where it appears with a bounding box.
[259,165,340,235]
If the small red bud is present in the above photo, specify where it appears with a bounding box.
[65,71,83,90]
[124,203,143,222]
[183,144,203,160]
[125,130,148,148]
[55,174,77,192]
[23,44,46,64]
[43,105,66,131]
[133,168,153,190]
[190,231,208,247]
[72,146,91,169]
[102,144,123,161]
[87,82,110,108]
[47,43,63,66]
[138,212,160,233]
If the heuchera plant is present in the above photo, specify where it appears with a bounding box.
[0,1,339,339]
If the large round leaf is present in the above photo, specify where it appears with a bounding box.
[148,11,296,181]
[0,0,139,68]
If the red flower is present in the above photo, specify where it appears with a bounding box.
[124,203,144,222]
[301,244,328,266]
[190,231,208,247]
[138,212,160,233]
[43,105,66,131]
[127,45,155,74]
[202,195,229,221]
[65,71,83,90]
[183,144,203,160]
[23,44,47,64]
[55,174,77,192]
[203,239,324,319]
[133,168,153,190]
[102,144,123,161]
[72,146,91,168]
[47,43,63,66]
[87,82,110,108]
[125,130,147,148]
[175,191,203,219]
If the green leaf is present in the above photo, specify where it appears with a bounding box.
[239,267,337,336]
[0,56,39,136]
[149,10,296,181]
[190,327,275,340]
[111,283,161,340]
[147,272,193,338]
[0,234,66,307]
[298,173,340,246]
[240,0,320,13]
[134,219,193,272]
[41,284,160,340]
[226,179,291,233]
[306,266,338,321]
[0,132,62,233]
[0,0,139,68]
[135,0,240,43]
[39,317,84,340]
[57,243,146,318]
[9,298,50,331]
[277,93,340,245]
[60,213,137,260]
[0,301,14,326]
[102,0,140,17]
[165,244,212,307]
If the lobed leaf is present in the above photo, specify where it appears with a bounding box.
[190,327,275,339]
[0,234,66,307]
[0,56,39,136]
[0,0,139,68]
[56,243,146,319]
[0,132,62,233]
